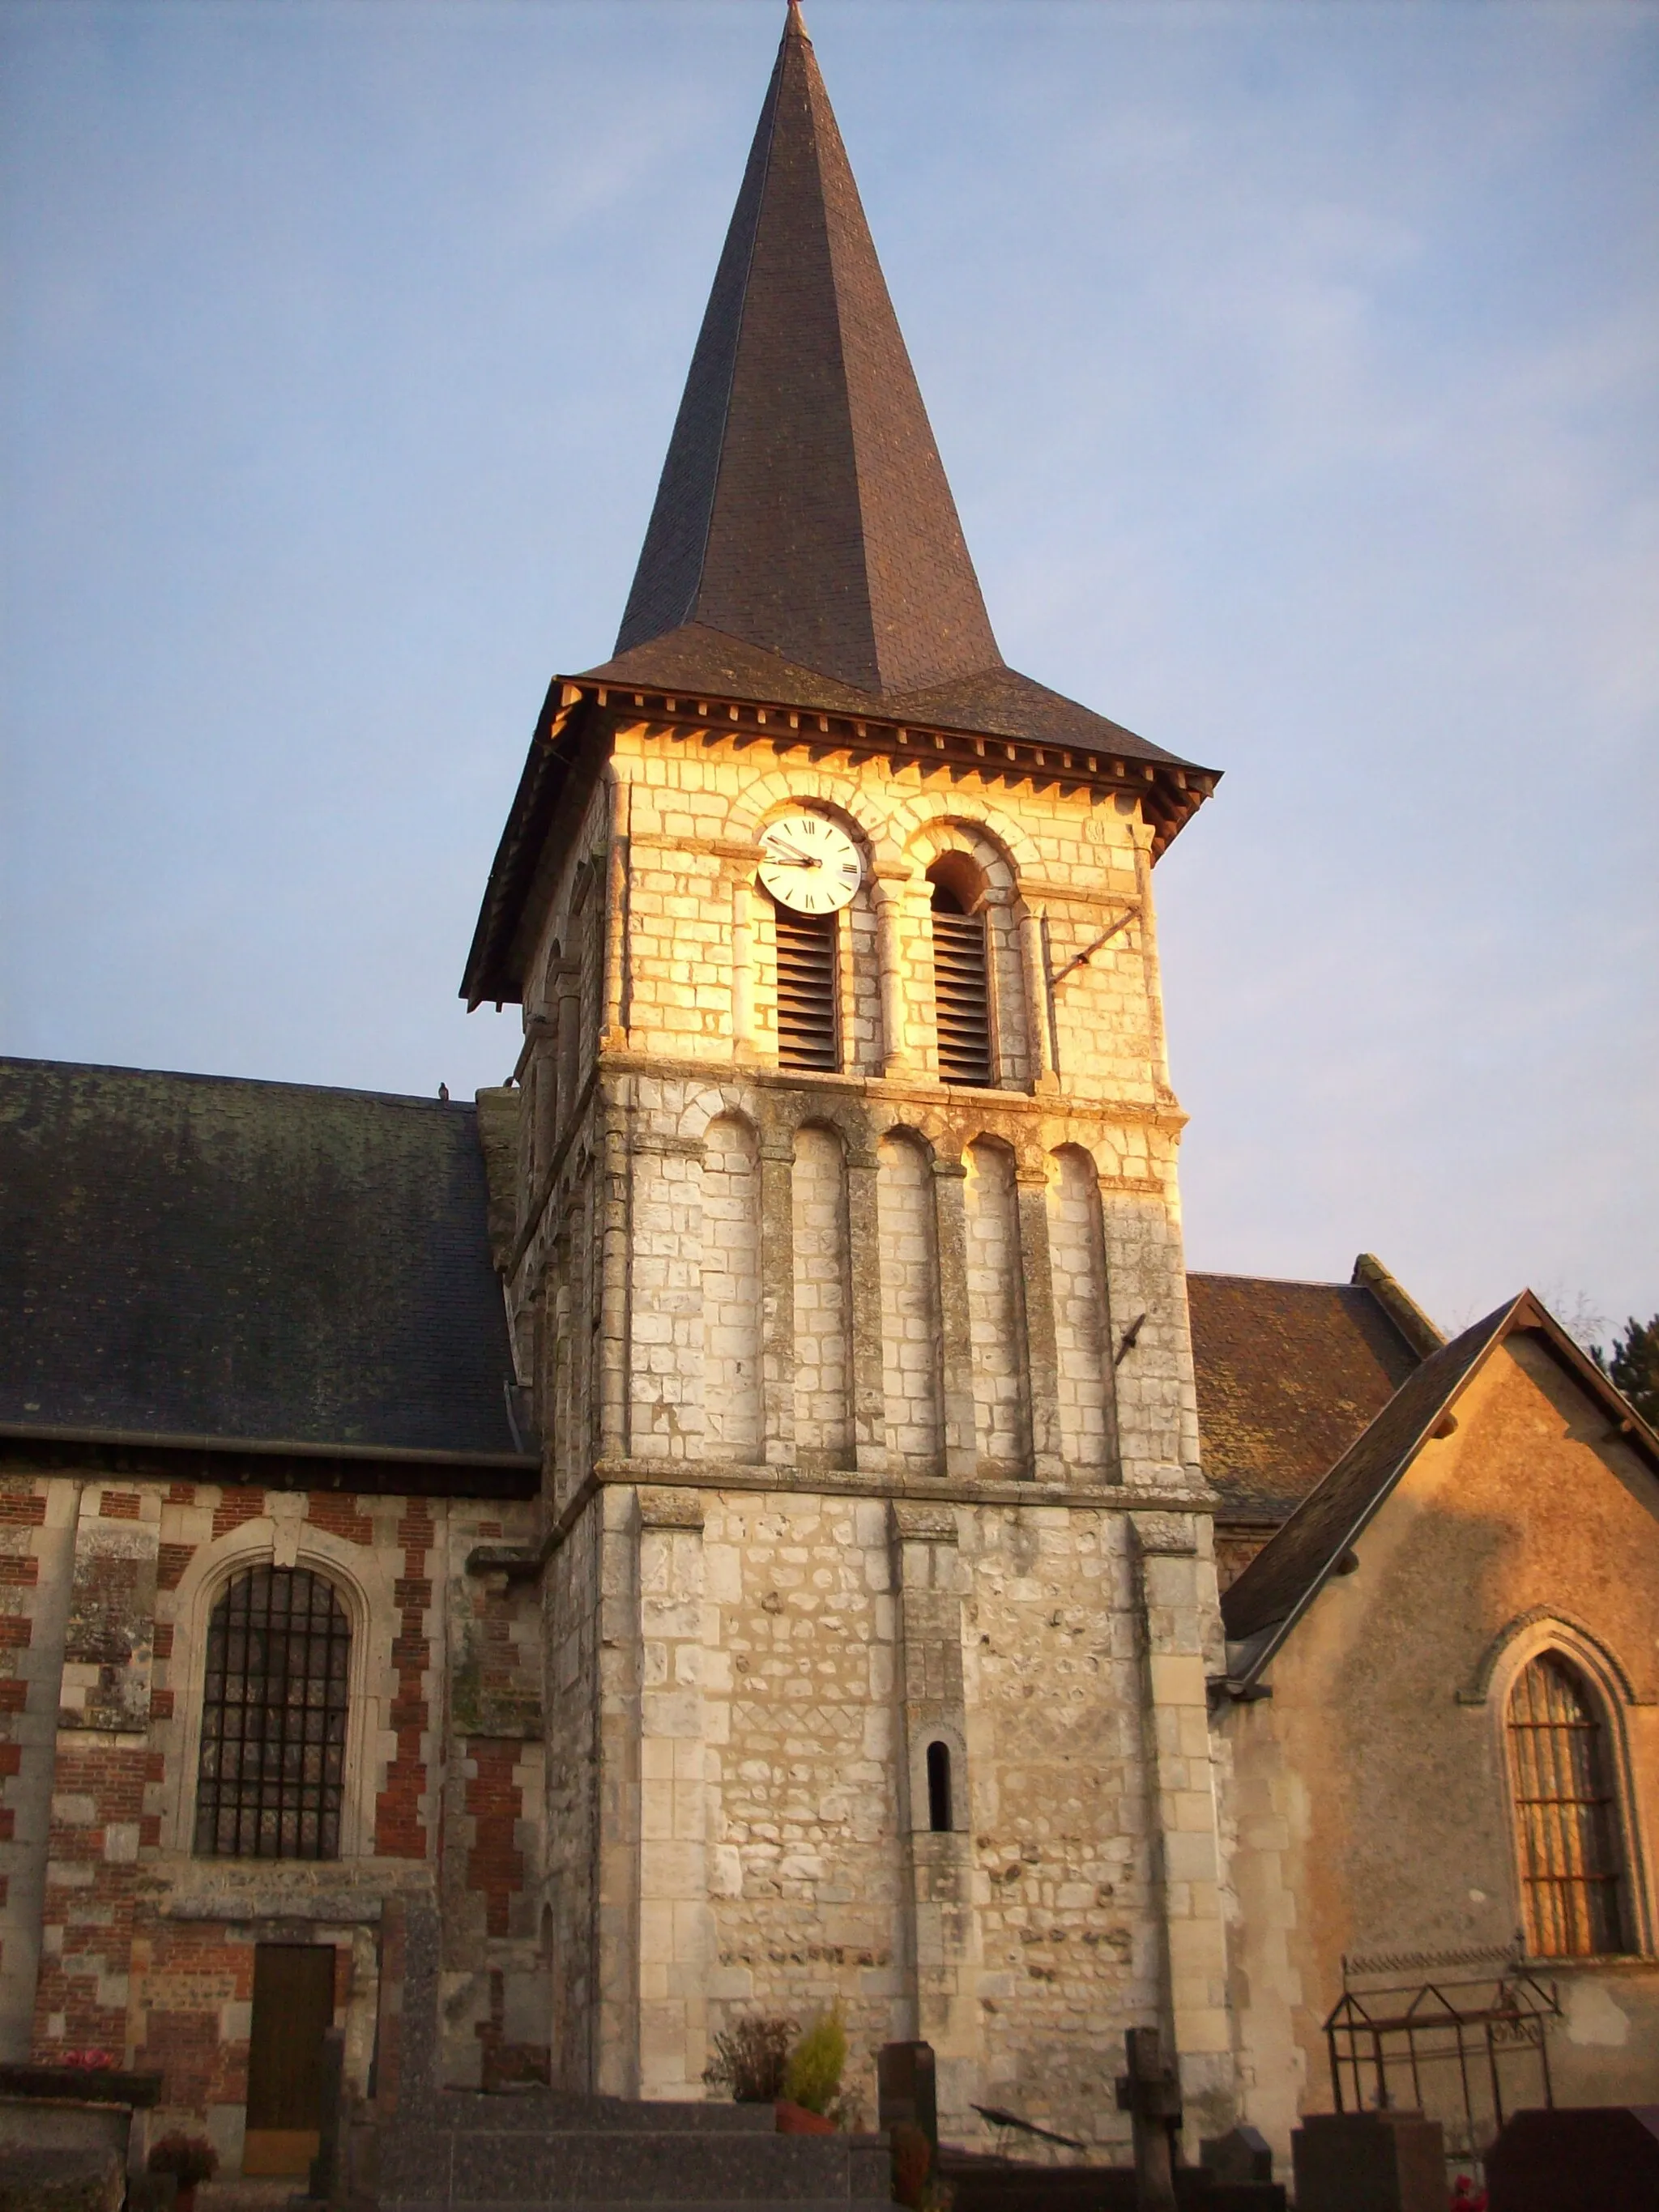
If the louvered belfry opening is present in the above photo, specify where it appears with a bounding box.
[930,873,992,1088]
[774,903,839,1072]
[1508,1652,1628,1957]
[196,1566,351,1861]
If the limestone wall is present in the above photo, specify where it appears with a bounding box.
[497,711,1231,2144]
[561,721,1168,1110]
[535,1477,1230,2153]
[1221,1335,1659,2172]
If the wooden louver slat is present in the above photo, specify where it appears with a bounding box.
[774,907,839,1072]
[932,910,992,1087]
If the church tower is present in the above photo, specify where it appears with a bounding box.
[465,2,1232,2152]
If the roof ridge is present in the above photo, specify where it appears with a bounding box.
[1218,1295,1524,1673]
[0,1055,471,1115]
[1213,1286,1659,1698]
[1350,1250,1445,1358]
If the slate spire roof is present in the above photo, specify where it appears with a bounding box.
[463,5,1217,1006]
[612,1,1000,699]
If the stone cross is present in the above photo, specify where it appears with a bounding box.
[1115,2025,1182,2212]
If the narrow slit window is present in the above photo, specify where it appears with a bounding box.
[774,906,839,1072]
[926,1740,953,1833]
[930,884,992,1088]
[1508,1652,1628,1958]
[195,1566,351,1860]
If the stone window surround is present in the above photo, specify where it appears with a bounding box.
[740,793,1039,1093]
[1482,1613,1656,1963]
[161,1516,397,1865]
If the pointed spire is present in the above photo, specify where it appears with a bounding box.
[613,3,1001,698]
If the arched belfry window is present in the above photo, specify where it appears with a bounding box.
[1508,1652,1629,1958]
[774,904,840,1072]
[195,1566,351,1860]
[928,859,992,1088]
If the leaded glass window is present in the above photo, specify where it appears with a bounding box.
[1508,1652,1628,1958]
[195,1566,350,1860]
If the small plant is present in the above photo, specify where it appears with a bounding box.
[702,2014,796,2103]
[147,2134,219,2190]
[783,2008,847,2117]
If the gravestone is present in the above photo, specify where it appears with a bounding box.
[293,2028,348,2212]
[878,2040,938,2154]
[1201,2126,1274,2185]
[1291,2112,1446,2212]
[1486,2106,1659,2211]
[1115,2027,1181,2212]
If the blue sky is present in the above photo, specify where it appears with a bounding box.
[2,0,1654,1338]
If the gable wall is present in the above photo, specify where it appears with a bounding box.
[1222,1336,1659,2171]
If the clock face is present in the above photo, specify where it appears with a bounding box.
[757,813,864,915]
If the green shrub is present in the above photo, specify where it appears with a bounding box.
[783,2008,847,2117]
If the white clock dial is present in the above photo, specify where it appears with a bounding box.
[757,813,864,915]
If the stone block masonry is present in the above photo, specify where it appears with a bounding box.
[490,713,1234,2152]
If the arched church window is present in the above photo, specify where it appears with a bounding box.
[1508,1652,1629,1957]
[773,906,840,1072]
[195,1565,351,1861]
[926,1740,953,1833]
[928,859,992,1088]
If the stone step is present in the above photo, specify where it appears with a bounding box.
[402,2091,778,2136]
[382,2203,893,2212]
[377,2120,890,2208]
[940,2150,1285,2212]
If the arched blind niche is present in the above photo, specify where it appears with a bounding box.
[1508,1652,1629,1958]
[963,1137,1031,1479]
[791,1124,854,1468]
[1047,1146,1115,1476]
[195,1566,351,1861]
[876,1129,945,1474]
[927,856,992,1089]
[701,1114,762,1460]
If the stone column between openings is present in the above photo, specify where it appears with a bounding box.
[889,1502,982,2141]
[1131,1511,1235,2150]
[634,1487,711,2101]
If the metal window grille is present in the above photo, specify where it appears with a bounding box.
[774,906,839,1071]
[1508,1653,1627,1958]
[195,1566,350,1860]
[931,903,992,1087]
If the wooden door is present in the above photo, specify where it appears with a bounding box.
[242,1943,336,2176]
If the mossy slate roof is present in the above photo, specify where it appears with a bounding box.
[0,1059,520,1457]
[1188,1272,1427,1524]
